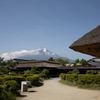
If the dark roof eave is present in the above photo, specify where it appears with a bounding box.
[58,67,100,69]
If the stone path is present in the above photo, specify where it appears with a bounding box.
[17,78,100,100]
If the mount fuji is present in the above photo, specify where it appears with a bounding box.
[1,48,74,62]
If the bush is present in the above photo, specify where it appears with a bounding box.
[26,74,39,86]
[9,72,17,76]
[4,80,19,92]
[86,70,98,75]
[0,77,3,84]
[67,71,72,74]
[24,70,31,75]
[66,74,78,83]
[31,66,39,74]
[78,75,100,85]
[22,74,33,78]
[40,73,47,79]
[3,76,25,89]
[0,85,3,98]
[60,73,66,80]
[60,74,100,86]
[0,85,20,100]
[42,69,49,79]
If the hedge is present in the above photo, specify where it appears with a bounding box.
[66,74,78,83]
[78,75,100,85]
[60,73,100,85]
[60,73,66,80]
[26,74,39,86]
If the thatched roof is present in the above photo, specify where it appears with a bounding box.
[69,25,100,57]
[16,60,62,68]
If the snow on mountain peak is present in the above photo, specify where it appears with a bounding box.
[0,48,74,62]
[1,48,55,60]
[37,48,55,55]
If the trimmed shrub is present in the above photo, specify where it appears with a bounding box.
[31,66,39,74]
[9,72,17,76]
[66,74,78,83]
[24,70,31,75]
[22,74,33,78]
[4,80,19,92]
[3,76,25,89]
[0,77,3,84]
[0,85,3,98]
[0,84,19,100]
[60,74,100,86]
[78,75,100,85]
[26,74,39,86]
[67,71,72,74]
[42,69,49,79]
[40,73,47,79]
[0,85,10,100]
[86,70,98,75]
[0,75,5,77]
[60,73,66,80]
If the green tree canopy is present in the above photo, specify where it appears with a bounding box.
[74,58,87,67]
[75,58,80,63]
[55,57,69,66]
[48,57,55,61]
[30,59,36,61]
[4,65,10,74]
[0,57,4,65]
[80,58,87,66]
[31,66,39,74]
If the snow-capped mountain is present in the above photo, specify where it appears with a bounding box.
[16,48,61,60]
[1,48,74,62]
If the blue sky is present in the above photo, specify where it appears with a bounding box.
[0,0,100,60]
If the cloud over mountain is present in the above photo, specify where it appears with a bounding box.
[0,48,74,62]
[0,48,55,60]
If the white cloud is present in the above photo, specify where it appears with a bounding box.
[1,50,39,61]
[0,48,55,61]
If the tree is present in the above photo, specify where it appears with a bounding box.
[4,65,10,74]
[86,70,98,75]
[74,58,87,67]
[55,57,68,66]
[80,58,87,66]
[72,69,80,74]
[0,61,6,66]
[30,59,36,61]
[31,66,39,74]
[75,58,80,63]
[48,57,55,61]
[0,57,4,65]
[0,67,4,74]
